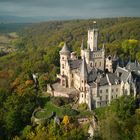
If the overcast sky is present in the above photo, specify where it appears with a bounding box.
[0,0,140,19]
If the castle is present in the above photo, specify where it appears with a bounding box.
[49,22,140,109]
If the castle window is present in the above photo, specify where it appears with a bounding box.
[62,64,64,69]
[72,73,73,78]
[95,62,97,67]
[106,95,108,100]
[116,95,118,98]
[82,80,84,83]
[119,73,122,77]
[99,62,101,66]
[106,89,108,93]
[90,63,92,67]
[112,89,114,92]
[82,94,83,98]
[111,96,113,99]
[62,80,65,86]
[100,96,102,100]
[100,90,102,94]
[62,57,64,60]
[116,88,118,92]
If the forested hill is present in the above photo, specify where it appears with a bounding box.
[0,18,140,139]
[18,17,140,52]
[1,17,140,91]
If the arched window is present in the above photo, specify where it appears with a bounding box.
[95,62,97,67]
[62,64,64,69]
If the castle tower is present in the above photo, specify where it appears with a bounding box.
[85,45,91,64]
[79,56,88,104]
[87,21,98,51]
[105,55,113,73]
[59,42,70,76]
[80,56,88,92]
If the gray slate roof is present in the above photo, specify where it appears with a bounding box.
[88,69,97,83]
[69,59,82,70]
[80,57,88,78]
[98,76,108,86]
[126,62,140,71]
[60,43,70,54]
[107,73,120,85]
[116,67,130,82]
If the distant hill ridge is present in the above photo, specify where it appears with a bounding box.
[18,17,140,50]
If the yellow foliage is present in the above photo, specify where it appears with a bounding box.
[16,85,26,95]
[27,131,35,140]
[62,115,70,126]
[13,136,21,140]
[11,78,20,88]
[58,42,64,48]
[128,39,138,44]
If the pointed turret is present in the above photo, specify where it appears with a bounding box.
[80,56,88,78]
[60,42,70,54]
[102,43,105,50]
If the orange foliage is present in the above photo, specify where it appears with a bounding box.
[25,80,34,86]
[11,78,20,88]
[0,70,9,78]
[43,74,49,81]
[16,85,26,95]
[8,69,14,77]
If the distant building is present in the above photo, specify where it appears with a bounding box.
[52,22,140,109]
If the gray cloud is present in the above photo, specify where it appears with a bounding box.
[0,0,139,18]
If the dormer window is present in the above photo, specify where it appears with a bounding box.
[118,72,122,77]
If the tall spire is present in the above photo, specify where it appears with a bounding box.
[60,42,70,54]
[80,56,88,78]
[102,43,105,50]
